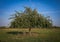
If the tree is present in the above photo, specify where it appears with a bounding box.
[9,7,52,32]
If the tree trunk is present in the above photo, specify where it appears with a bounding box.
[29,27,31,36]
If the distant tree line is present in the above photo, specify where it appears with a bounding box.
[0,26,6,28]
[52,26,60,28]
[9,7,52,28]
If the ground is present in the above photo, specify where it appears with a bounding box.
[0,28,60,42]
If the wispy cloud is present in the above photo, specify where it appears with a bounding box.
[39,10,60,14]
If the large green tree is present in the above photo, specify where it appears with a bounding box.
[9,7,52,31]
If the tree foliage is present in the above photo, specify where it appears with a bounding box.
[9,7,52,28]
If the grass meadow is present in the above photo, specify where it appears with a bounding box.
[0,28,60,42]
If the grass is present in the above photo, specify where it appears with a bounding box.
[0,28,60,42]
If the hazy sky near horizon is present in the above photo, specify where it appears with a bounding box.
[0,0,60,26]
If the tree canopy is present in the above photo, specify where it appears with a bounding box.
[9,7,52,28]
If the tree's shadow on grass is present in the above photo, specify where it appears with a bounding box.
[7,31,39,37]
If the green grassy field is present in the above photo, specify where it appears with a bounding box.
[0,28,60,42]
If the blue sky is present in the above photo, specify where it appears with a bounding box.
[0,0,60,26]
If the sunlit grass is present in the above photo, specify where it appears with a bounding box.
[0,28,60,42]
